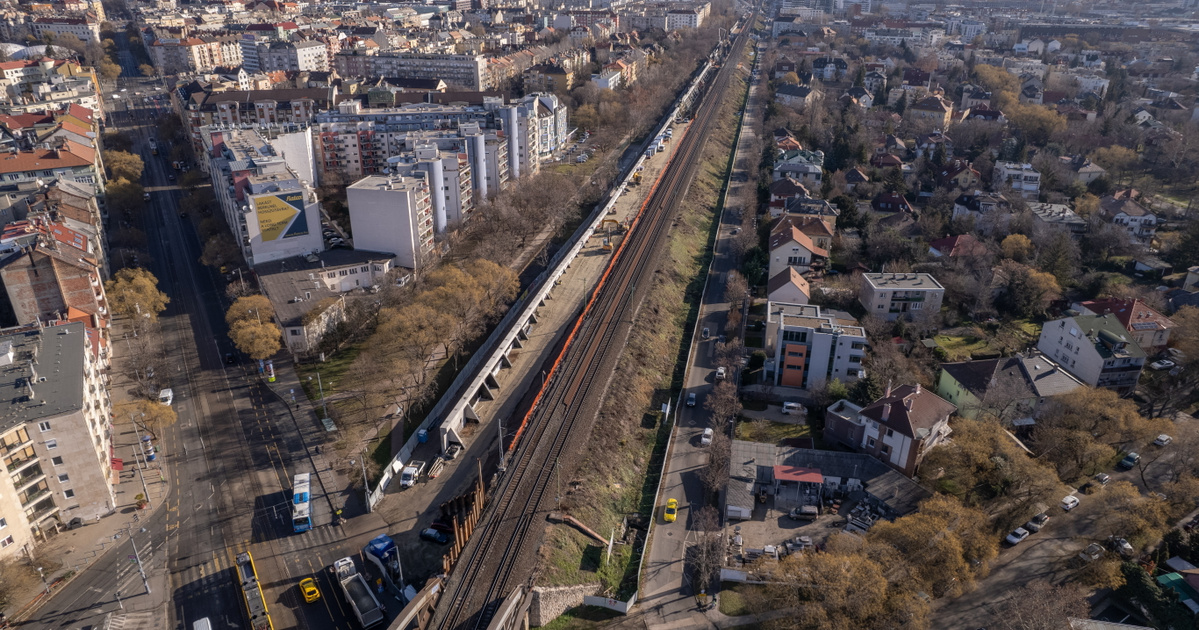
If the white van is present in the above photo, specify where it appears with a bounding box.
[781,402,804,415]
[158,388,173,406]
[193,619,212,630]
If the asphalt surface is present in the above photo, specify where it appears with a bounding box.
[639,38,760,627]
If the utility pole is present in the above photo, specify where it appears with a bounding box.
[131,414,151,510]
[128,528,150,595]
[497,414,506,472]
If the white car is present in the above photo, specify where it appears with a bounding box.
[781,402,804,415]
[1154,434,1173,446]
[1150,360,1176,371]
[714,367,726,381]
[158,388,174,406]
[1061,495,1080,511]
[1005,527,1030,545]
[700,428,714,446]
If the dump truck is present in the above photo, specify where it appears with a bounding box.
[331,557,386,628]
[399,460,426,488]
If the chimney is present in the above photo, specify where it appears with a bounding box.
[881,403,891,422]
[915,383,921,395]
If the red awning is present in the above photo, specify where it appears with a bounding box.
[774,465,822,483]
[110,458,124,471]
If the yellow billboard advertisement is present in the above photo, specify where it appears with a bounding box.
[254,191,309,241]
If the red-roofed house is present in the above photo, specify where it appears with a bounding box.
[767,267,810,304]
[769,217,829,276]
[928,234,988,258]
[824,383,955,477]
[871,191,914,213]
[0,216,109,328]
[1073,298,1174,353]
[0,139,102,194]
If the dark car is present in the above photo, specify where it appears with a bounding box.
[1118,452,1141,470]
[428,521,454,534]
[224,352,237,365]
[420,528,449,544]
[1185,515,1199,531]
[1024,513,1050,533]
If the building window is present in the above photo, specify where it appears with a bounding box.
[51,456,63,466]
[38,421,51,432]
[0,518,6,529]
[63,489,75,499]
[45,439,57,449]
[880,444,891,455]
[867,438,875,447]
[0,536,12,548]
[57,473,68,483]
[886,428,894,438]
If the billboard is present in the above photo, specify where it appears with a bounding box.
[254,191,310,241]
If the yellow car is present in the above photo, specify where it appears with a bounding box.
[664,498,678,523]
[299,577,321,604]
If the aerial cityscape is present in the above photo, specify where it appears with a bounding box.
[0,0,1197,628]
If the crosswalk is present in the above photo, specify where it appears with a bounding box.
[170,523,349,591]
[102,611,159,630]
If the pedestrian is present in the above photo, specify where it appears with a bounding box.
[315,445,321,455]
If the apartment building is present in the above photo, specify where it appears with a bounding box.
[858,273,945,322]
[993,161,1041,200]
[148,36,242,75]
[0,322,115,560]
[334,52,488,91]
[176,87,333,156]
[1037,314,1146,396]
[258,40,329,73]
[204,128,323,267]
[388,144,473,233]
[347,175,435,270]
[0,139,103,197]
[31,16,102,43]
[765,302,867,389]
[666,3,709,30]
[1073,298,1174,355]
[0,216,108,328]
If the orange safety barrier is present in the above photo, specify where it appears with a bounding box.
[506,124,694,452]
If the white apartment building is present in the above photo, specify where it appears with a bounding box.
[259,41,329,73]
[666,3,709,30]
[203,128,324,267]
[347,175,435,270]
[993,161,1041,200]
[858,273,945,322]
[388,144,473,233]
[765,303,867,389]
[1037,314,1146,396]
[31,17,102,43]
[0,322,115,560]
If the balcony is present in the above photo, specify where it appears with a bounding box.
[6,452,37,474]
[1,435,33,458]
[20,484,50,507]
[25,499,58,524]
[12,467,45,493]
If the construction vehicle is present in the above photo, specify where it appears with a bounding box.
[363,535,417,604]
[331,557,386,628]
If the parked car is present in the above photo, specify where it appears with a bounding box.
[702,327,710,339]
[1118,452,1141,470]
[1108,536,1134,556]
[1061,495,1080,511]
[419,528,449,544]
[1025,513,1050,533]
[714,367,726,381]
[1185,515,1199,531]
[1094,473,1111,485]
[299,578,321,603]
[158,388,173,406]
[1079,542,1104,562]
[686,392,696,407]
[700,428,714,446]
[1150,360,1176,371]
[781,402,804,415]
[1154,434,1173,446]
[663,498,678,523]
[1005,527,1030,545]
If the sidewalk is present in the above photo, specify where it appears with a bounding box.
[3,320,173,623]
[257,356,363,519]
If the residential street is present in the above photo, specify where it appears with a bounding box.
[639,45,760,629]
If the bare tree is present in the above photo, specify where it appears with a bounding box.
[699,429,731,498]
[690,506,724,594]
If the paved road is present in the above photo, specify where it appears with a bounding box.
[639,40,760,628]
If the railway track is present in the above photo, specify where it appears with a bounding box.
[430,19,754,630]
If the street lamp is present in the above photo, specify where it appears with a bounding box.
[307,373,327,417]
[36,566,48,595]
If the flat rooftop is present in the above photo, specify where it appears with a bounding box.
[863,272,944,290]
[0,322,85,435]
